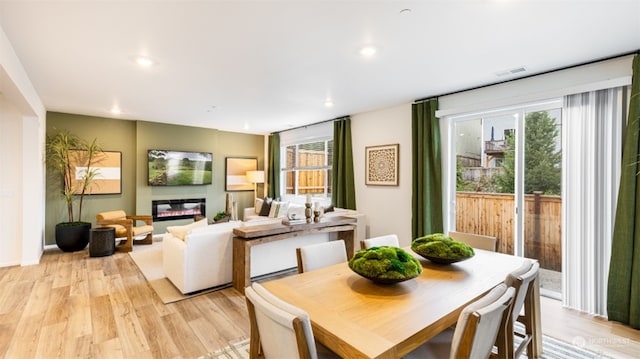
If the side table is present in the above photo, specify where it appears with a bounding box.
[89,227,116,257]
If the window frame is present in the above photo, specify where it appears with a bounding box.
[280,138,333,199]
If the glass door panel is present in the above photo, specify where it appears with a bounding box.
[523,109,562,296]
[454,114,516,254]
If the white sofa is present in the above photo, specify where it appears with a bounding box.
[162,216,364,294]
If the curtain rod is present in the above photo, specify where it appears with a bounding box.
[272,115,349,135]
[414,49,640,104]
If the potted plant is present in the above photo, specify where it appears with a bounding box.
[214,210,230,223]
[46,129,103,252]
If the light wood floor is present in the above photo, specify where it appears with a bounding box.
[1,248,639,359]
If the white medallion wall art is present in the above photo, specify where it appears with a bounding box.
[365,144,399,186]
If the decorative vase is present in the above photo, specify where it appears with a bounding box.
[305,203,312,223]
[55,222,91,252]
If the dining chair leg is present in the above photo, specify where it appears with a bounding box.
[526,275,542,358]
[246,299,263,359]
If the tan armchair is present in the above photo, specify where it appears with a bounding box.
[96,210,153,252]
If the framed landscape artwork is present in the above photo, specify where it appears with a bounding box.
[69,150,122,194]
[365,144,399,186]
[225,157,257,191]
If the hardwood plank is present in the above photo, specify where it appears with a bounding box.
[88,268,110,297]
[91,337,124,359]
[43,285,70,325]
[107,274,150,356]
[0,280,32,319]
[22,279,53,317]
[90,294,117,343]
[4,311,45,358]
[64,334,93,358]
[161,312,207,358]
[35,322,66,357]
[136,304,182,359]
[66,293,93,339]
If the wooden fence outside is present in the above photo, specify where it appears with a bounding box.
[455,191,562,271]
[284,149,328,194]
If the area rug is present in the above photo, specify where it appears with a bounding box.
[199,334,614,359]
[128,242,230,304]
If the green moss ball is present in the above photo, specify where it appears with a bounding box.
[349,246,422,280]
[411,233,475,259]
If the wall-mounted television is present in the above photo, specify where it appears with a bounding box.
[148,150,213,186]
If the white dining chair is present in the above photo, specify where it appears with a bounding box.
[246,283,339,359]
[449,231,498,252]
[404,283,516,359]
[502,259,540,359]
[296,240,348,273]
[360,234,400,249]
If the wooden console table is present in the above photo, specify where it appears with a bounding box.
[232,216,357,293]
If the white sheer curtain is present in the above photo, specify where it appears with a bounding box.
[563,86,629,315]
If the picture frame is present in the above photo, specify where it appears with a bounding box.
[69,150,122,194]
[365,144,399,186]
[225,157,257,191]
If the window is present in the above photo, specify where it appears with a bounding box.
[282,140,333,197]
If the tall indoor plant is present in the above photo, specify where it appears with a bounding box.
[46,129,103,252]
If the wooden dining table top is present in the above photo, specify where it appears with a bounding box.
[261,249,532,359]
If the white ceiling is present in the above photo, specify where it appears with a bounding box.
[1,1,639,135]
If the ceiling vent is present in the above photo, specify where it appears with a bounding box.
[495,66,527,77]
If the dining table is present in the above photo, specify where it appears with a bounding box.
[260,248,542,359]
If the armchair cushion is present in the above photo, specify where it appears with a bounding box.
[96,209,154,252]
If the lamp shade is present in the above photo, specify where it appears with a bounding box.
[246,170,265,184]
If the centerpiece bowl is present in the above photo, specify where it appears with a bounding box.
[411,233,475,264]
[348,246,422,284]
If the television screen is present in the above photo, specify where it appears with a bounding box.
[148,150,213,186]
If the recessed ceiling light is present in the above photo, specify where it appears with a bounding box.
[324,99,334,108]
[110,106,122,115]
[399,8,412,15]
[359,46,377,57]
[134,56,155,67]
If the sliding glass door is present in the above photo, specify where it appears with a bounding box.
[451,100,563,297]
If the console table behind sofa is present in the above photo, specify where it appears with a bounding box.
[232,216,357,293]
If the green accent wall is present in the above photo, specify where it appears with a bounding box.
[45,112,264,245]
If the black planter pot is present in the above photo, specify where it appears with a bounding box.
[55,222,91,252]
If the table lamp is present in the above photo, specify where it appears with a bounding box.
[246,170,265,202]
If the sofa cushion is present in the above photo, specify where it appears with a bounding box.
[258,197,273,216]
[167,218,208,241]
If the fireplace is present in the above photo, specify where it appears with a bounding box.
[152,198,206,222]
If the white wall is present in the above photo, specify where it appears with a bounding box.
[351,103,414,247]
[0,23,46,266]
[0,97,22,266]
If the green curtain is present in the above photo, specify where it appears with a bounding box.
[608,55,640,329]
[411,99,443,240]
[267,133,280,199]
[332,117,356,209]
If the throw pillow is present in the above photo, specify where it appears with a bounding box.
[324,204,335,213]
[255,198,264,214]
[276,201,290,218]
[259,197,273,216]
[167,218,208,241]
[268,201,281,218]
